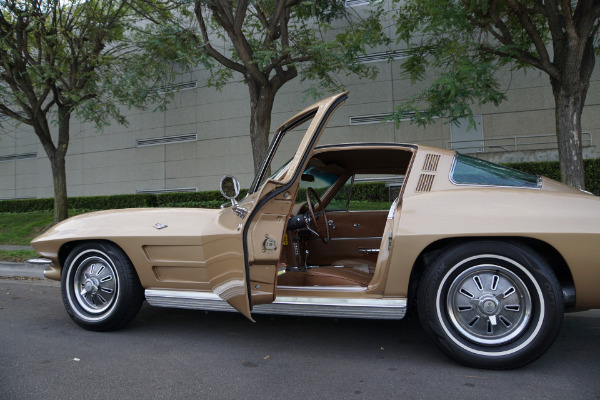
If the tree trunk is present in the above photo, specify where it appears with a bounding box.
[551,81,586,190]
[36,107,70,224]
[52,108,70,223]
[50,150,68,223]
[248,80,276,174]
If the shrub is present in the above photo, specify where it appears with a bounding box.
[504,159,600,195]
[351,182,388,202]
[1,159,597,214]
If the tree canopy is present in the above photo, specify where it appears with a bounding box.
[0,0,172,222]
[393,0,600,189]
[139,0,389,173]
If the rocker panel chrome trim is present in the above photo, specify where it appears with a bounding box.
[145,289,406,319]
[277,285,366,292]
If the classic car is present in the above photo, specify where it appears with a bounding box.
[29,92,600,369]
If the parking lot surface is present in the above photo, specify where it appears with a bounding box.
[1,278,599,400]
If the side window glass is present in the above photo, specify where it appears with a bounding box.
[326,176,353,210]
[327,175,404,211]
[348,179,392,211]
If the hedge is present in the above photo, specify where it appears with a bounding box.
[1,159,598,213]
[0,192,221,213]
[503,158,600,195]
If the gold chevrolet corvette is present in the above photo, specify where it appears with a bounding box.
[30,92,600,369]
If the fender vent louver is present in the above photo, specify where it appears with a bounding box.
[415,174,435,193]
[136,134,197,147]
[0,152,37,162]
[422,154,441,172]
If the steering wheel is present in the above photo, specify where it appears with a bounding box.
[305,187,330,244]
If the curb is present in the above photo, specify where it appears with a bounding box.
[0,261,46,279]
[0,245,34,251]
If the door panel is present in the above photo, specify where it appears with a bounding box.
[327,211,388,238]
[305,211,388,268]
[305,237,382,267]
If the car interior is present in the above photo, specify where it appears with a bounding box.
[276,146,414,289]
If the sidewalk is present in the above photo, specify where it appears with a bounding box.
[0,261,46,279]
[0,245,42,278]
[0,245,34,251]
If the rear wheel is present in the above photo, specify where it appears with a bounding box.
[61,242,144,331]
[418,240,563,369]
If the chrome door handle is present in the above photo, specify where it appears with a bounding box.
[358,248,379,254]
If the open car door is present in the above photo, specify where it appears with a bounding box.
[216,92,349,320]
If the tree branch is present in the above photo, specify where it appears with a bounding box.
[0,103,30,125]
[478,44,560,78]
[193,2,246,74]
[208,1,269,85]
[505,0,554,72]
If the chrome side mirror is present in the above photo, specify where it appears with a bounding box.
[220,175,241,206]
[219,175,247,218]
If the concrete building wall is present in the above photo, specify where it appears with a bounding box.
[1,8,599,199]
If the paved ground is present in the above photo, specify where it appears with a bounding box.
[0,245,34,251]
[0,261,46,279]
[0,272,599,400]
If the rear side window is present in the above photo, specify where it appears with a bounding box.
[451,154,540,188]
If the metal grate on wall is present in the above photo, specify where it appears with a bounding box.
[349,112,417,126]
[136,133,197,147]
[0,152,37,162]
[155,81,197,94]
[355,50,412,64]
[136,187,198,194]
[349,113,391,125]
[345,0,370,6]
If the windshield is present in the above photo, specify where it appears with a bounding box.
[295,164,341,204]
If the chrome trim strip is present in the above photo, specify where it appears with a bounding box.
[277,285,366,292]
[26,258,53,265]
[305,237,382,241]
[145,289,406,319]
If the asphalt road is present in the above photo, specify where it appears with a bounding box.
[1,277,599,400]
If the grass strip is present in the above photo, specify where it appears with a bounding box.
[0,212,54,245]
[0,250,39,262]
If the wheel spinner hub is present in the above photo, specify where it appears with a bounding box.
[479,295,499,315]
[83,278,99,294]
[446,264,533,346]
[73,256,118,314]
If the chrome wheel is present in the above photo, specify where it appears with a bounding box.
[72,254,118,314]
[62,242,144,331]
[446,265,532,345]
[419,241,564,369]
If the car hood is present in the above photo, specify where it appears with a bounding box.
[31,207,222,250]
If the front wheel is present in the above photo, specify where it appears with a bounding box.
[61,242,144,331]
[418,241,564,369]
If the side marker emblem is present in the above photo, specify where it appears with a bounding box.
[153,222,168,230]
